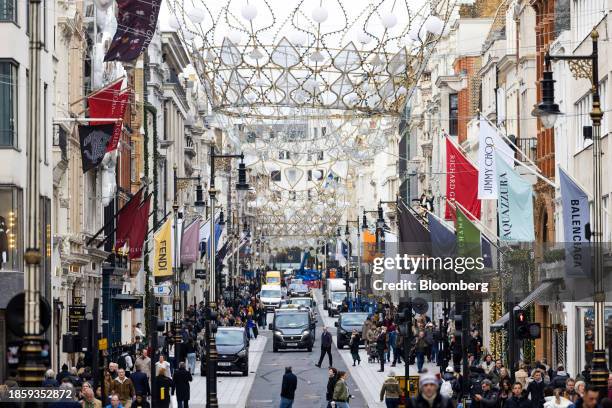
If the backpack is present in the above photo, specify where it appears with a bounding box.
[441,380,454,398]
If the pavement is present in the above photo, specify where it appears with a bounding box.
[170,335,267,408]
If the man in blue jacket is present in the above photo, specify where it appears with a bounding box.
[280,366,298,408]
[316,326,333,368]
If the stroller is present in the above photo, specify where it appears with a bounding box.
[367,343,379,363]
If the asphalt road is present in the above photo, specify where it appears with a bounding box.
[246,312,368,408]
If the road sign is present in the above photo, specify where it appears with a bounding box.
[98,338,108,351]
[162,304,173,322]
[153,285,172,296]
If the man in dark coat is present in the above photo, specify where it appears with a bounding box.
[526,370,547,408]
[316,327,333,368]
[473,379,499,408]
[407,373,455,408]
[172,362,193,408]
[129,364,150,399]
[280,366,298,408]
[505,383,531,408]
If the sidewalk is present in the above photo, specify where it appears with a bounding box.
[170,335,267,408]
[315,290,438,408]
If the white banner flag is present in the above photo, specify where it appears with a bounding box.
[478,119,514,199]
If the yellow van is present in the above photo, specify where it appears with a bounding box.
[265,271,282,285]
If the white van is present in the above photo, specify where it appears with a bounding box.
[259,284,283,311]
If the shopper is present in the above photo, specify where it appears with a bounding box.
[152,367,173,408]
[333,371,351,408]
[376,326,388,372]
[527,369,547,408]
[406,373,454,408]
[349,330,361,366]
[173,362,193,408]
[316,327,333,368]
[280,366,298,408]
[414,330,429,373]
[129,365,149,400]
[380,371,401,408]
[110,368,135,408]
[505,383,530,408]
[326,368,339,408]
[81,382,102,408]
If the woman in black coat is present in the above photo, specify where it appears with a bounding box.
[349,330,361,366]
[326,368,338,408]
[172,362,193,408]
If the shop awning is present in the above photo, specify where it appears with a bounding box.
[491,281,556,329]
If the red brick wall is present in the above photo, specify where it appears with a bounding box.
[453,56,481,144]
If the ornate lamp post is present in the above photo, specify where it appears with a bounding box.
[172,167,204,359]
[532,30,608,396]
[205,147,249,408]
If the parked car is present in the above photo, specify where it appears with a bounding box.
[201,327,249,376]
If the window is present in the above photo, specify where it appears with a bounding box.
[0,61,17,147]
[604,195,610,242]
[271,170,281,181]
[43,83,48,163]
[289,191,296,201]
[0,0,16,23]
[600,78,608,136]
[575,94,592,152]
[85,171,98,232]
[321,127,327,136]
[0,186,23,271]
[307,170,312,181]
[317,151,324,160]
[278,150,290,160]
[449,93,458,136]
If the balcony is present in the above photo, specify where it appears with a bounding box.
[515,137,537,163]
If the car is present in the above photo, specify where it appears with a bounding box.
[288,297,317,321]
[259,284,283,311]
[334,312,369,349]
[201,327,249,376]
[288,283,310,297]
[269,309,316,352]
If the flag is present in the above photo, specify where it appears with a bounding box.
[559,168,592,277]
[104,0,162,62]
[88,79,123,126]
[481,236,494,268]
[478,118,515,199]
[115,189,144,251]
[128,195,150,259]
[105,90,129,152]
[496,152,535,242]
[397,201,431,255]
[335,238,347,267]
[181,220,200,266]
[153,218,173,277]
[362,230,376,263]
[428,213,456,257]
[445,138,481,220]
[455,206,481,259]
[87,81,129,152]
[79,124,114,172]
[384,231,400,283]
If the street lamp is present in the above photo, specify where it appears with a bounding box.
[533,30,608,396]
[172,167,204,359]
[346,218,362,300]
[205,147,249,408]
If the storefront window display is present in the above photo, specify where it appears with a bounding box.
[580,306,612,371]
[0,187,22,271]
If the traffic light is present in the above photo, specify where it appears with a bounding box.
[514,309,541,340]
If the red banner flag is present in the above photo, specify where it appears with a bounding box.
[444,138,481,220]
[87,79,129,152]
[105,90,129,152]
[87,79,123,126]
[115,189,143,251]
[128,195,151,260]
